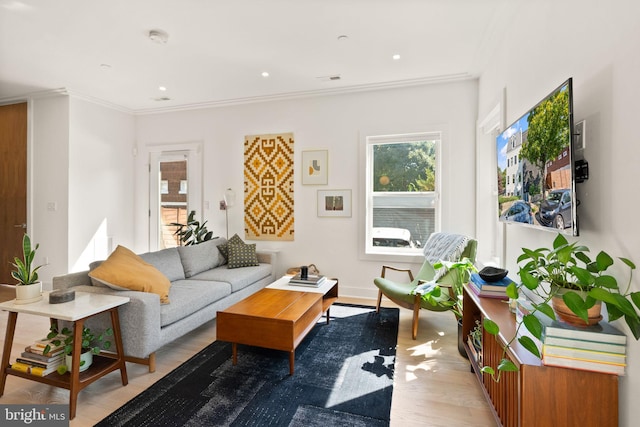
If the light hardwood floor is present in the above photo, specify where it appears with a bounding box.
[0,292,496,426]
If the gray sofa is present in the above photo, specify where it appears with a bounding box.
[52,237,276,372]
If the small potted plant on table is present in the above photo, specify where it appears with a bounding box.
[11,234,45,304]
[44,324,113,374]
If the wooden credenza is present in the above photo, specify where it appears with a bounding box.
[462,285,619,427]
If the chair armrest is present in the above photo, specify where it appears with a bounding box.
[380,265,414,281]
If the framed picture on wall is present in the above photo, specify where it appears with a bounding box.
[302,150,328,185]
[317,189,351,217]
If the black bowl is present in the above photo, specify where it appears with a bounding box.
[479,266,508,282]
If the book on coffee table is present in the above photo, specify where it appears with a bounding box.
[289,274,326,287]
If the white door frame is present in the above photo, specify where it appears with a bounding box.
[147,142,203,251]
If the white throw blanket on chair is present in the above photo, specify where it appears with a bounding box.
[422,233,469,281]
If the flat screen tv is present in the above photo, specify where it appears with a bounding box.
[496,78,578,236]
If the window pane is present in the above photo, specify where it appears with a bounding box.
[159,160,188,249]
[367,136,439,253]
[373,141,436,192]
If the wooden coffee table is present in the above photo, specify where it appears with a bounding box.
[217,277,338,375]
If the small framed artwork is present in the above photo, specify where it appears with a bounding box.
[302,150,328,185]
[317,189,352,217]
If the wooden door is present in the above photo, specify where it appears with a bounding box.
[0,102,28,284]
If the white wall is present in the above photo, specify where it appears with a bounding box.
[30,94,135,286]
[135,80,478,297]
[31,95,69,287]
[68,97,136,271]
[476,1,640,423]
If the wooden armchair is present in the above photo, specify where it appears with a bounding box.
[374,232,477,339]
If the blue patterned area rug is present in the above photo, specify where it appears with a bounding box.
[95,303,399,427]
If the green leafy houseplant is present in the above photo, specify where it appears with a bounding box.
[44,324,113,374]
[481,233,639,380]
[170,210,217,246]
[11,234,44,286]
[416,258,478,319]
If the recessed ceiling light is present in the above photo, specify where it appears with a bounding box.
[261,71,270,78]
[337,35,348,41]
[148,29,169,44]
[100,63,112,70]
[392,54,401,61]
[159,86,167,91]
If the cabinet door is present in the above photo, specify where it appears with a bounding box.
[482,330,520,427]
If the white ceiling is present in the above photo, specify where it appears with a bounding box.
[0,0,510,113]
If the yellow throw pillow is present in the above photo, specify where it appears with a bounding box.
[89,245,171,304]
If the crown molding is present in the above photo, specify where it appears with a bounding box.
[1,73,476,116]
[0,88,133,114]
[134,73,476,115]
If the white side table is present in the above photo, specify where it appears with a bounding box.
[0,291,130,419]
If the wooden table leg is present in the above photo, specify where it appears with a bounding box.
[109,308,128,386]
[0,312,18,396]
[326,307,331,324]
[289,351,295,375]
[232,343,237,365]
[68,318,84,420]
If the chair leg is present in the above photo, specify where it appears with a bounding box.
[376,290,383,313]
[412,296,421,340]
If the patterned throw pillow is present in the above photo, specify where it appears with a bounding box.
[217,234,244,261]
[227,243,259,269]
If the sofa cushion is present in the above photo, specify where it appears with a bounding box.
[227,243,260,269]
[139,247,186,282]
[217,234,244,261]
[89,245,171,304]
[190,263,272,292]
[177,239,225,278]
[160,279,231,327]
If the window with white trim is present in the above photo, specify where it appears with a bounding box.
[365,132,440,255]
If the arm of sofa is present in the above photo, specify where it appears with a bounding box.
[256,249,278,281]
[63,285,162,361]
[52,271,163,361]
[52,270,92,290]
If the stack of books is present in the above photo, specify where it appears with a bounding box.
[468,273,511,300]
[12,336,66,376]
[516,299,627,375]
[289,274,326,287]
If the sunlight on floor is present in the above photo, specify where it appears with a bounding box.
[401,327,459,381]
[325,350,394,408]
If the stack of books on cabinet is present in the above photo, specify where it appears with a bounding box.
[468,273,511,300]
[516,299,626,375]
[11,336,65,376]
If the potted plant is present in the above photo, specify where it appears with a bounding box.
[416,258,477,319]
[414,258,477,356]
[170,210,217,246]
[481,233,640,379]
[11,233,45,304]
[44,324,113,374]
